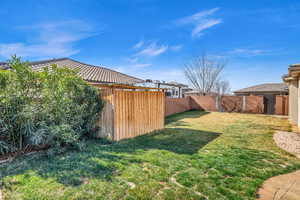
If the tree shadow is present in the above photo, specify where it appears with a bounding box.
[165,110,210,126]
[0,127,220,187]
[114,128,221,155]
[0,149,129,186]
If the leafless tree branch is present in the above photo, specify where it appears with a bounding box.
[184,53,230,95]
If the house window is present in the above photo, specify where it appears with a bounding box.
[165,91,171,96]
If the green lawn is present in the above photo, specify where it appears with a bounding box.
[1,111,300,200]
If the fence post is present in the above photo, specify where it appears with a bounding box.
[220,96,223,112]
[242,96,247,112]
[216,96,219,111]
[216,96,222,112]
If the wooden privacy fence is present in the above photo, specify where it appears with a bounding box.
[165,97,192,116]
[188,96,265,113]
[97,86,165,141]
[165,95,289,116]
[95,85,288,140]
[275,95,289,115]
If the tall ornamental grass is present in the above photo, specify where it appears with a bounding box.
[0,56,103,155]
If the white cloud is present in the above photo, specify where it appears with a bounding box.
[132,63,152,68]
[123,56,151,69]
[124,41,181,70]
[191,19,222,37]
[0,20,96,59]
[127,57,139,63]
[207,48,275,60]
[178,8,220,24]
[0,43,79,58]
[170,45,183,51]
[125,56,151,68]
[176,8,222,37]
[226,48,273,57]
[133,40,144,49]
[137,42,168,57]
[114,66,187,85]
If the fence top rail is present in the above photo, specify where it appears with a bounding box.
[91,83,165,91]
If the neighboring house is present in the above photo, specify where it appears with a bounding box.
[181,88,193,97]
[183,90,219,97]
[0,58,143,85]
[0,62,10,70]
[139,80,188,98]
[283,63,300,128]
[234,83,288,114]
[164,81,189,98]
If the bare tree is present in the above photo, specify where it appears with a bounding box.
[184,54,229,95]
[215,80,231,96]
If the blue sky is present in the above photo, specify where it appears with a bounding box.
[1,0,300,90]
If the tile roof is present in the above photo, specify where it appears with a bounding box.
[234,83,288,94]
[290,63,300,67]
[0,58,143,85]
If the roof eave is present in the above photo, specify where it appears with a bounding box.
[234,90,288,94]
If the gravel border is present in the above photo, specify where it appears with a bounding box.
[273,131,300,158]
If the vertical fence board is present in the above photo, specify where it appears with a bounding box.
[97,88,114,139]
[245,96,264,113]
[110,90,164,141]
[165,97,192,116]
[113,89,118,141]
[165,95,267,116]
[275,95,289,115]
[221,96,243,112]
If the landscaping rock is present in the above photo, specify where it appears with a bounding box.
[257,131,300,200]
[274,131,300,158]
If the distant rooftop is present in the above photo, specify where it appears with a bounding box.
[165,81,188,87]
[144,79,188,87]
[234,83,288,94]
[0,62,9,70]
[0,58,143,85]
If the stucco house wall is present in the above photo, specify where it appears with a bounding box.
[289,80,298,125]
[284,64,300,128]
[289,80,298,124]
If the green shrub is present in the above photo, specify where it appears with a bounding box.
[0,56,103,155]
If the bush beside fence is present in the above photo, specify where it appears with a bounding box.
[0,57,103,156]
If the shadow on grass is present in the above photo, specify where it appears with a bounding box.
[114,128,220,155]
[0,127,220,187]
[165,110,210,126]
